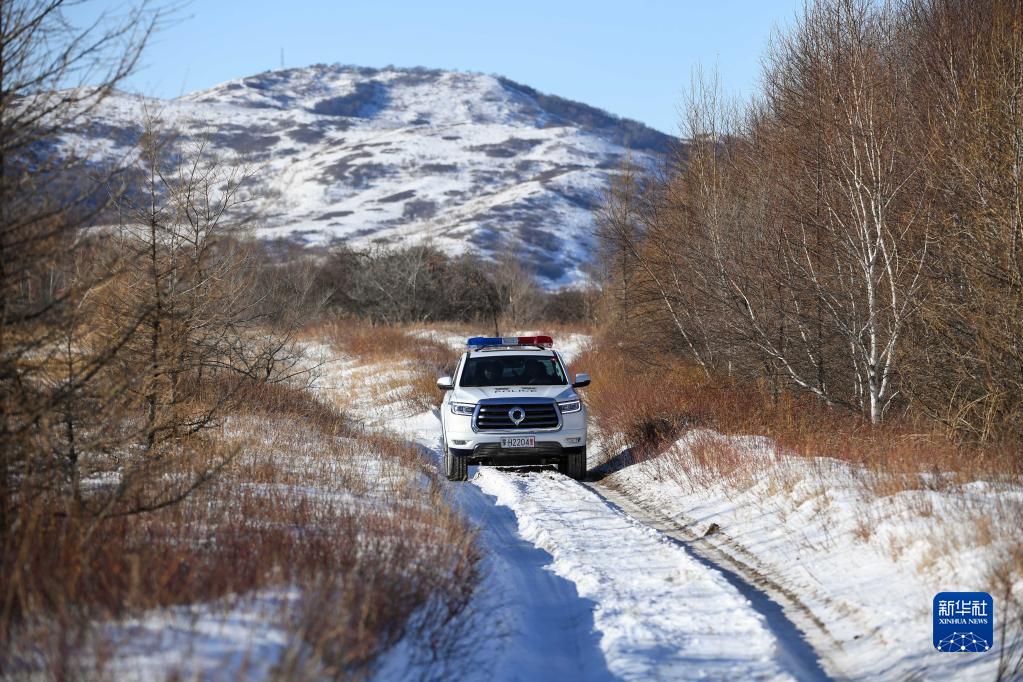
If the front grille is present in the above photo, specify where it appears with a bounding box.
[473,442,565,457]
[474,401,559,430]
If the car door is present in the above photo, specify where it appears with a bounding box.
[440,353,465,444]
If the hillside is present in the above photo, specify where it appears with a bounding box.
[64,64,674,287]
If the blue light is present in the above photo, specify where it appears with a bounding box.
[467,336,503,348]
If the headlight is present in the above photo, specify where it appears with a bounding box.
[450,402,476,416]
[558,399,582,414]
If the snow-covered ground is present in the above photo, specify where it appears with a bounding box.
[75,404,450,681]
[597,430,1022,680]
[469,467,807,680]
[101,591,297,682]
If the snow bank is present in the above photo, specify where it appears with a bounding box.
[602,429,1022,680]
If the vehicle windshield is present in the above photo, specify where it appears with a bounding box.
[459,354,567,387]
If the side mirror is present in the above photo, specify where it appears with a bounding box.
[436,376,454,391]
[572,373,591,389]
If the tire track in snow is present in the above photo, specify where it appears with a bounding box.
[581,479,836,681]
[471,467,813,681]
[450,481,617,682]
[395,411,615,681]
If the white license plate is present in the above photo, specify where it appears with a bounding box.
[500,436,535,449]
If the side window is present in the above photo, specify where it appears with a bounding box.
[453,354,466,386]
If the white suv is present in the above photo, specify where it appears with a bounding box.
[436,335,590,481]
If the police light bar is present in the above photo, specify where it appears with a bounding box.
[467,335,554,349]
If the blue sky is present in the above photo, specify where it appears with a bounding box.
[69,1,801,134]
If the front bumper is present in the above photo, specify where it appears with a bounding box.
[449,442,586,466]
[444,422,586,452]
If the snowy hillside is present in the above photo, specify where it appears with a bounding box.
[66,65,674,287]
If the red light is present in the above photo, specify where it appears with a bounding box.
[518,335,553,347]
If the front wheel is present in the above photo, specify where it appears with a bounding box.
[558,450,586,480]
[444,448,468,482]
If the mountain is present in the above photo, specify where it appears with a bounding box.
[64,64,674,287]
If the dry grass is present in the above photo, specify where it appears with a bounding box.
[581,340,1023,491]
[309,321,455,368]
[1,367,480,679]
[307,321,460,412]
[584,336,1023,671]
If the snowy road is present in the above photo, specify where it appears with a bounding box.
[317,335,1010,681]
[395,409,828,681]
[451,475,615,681]
[323,336,829,680]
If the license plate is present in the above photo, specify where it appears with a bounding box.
[500,436,535,449]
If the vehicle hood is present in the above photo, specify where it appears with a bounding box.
[451,385,578,403]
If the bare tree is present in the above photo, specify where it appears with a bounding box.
[904,0,1023,441]
[1,0,168,639]
[83,113,272,517]
[757,0,931,422]
[599,0,933,425]
[319,243,506,329]
[492,252,543,330]
[598,152,718,374]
